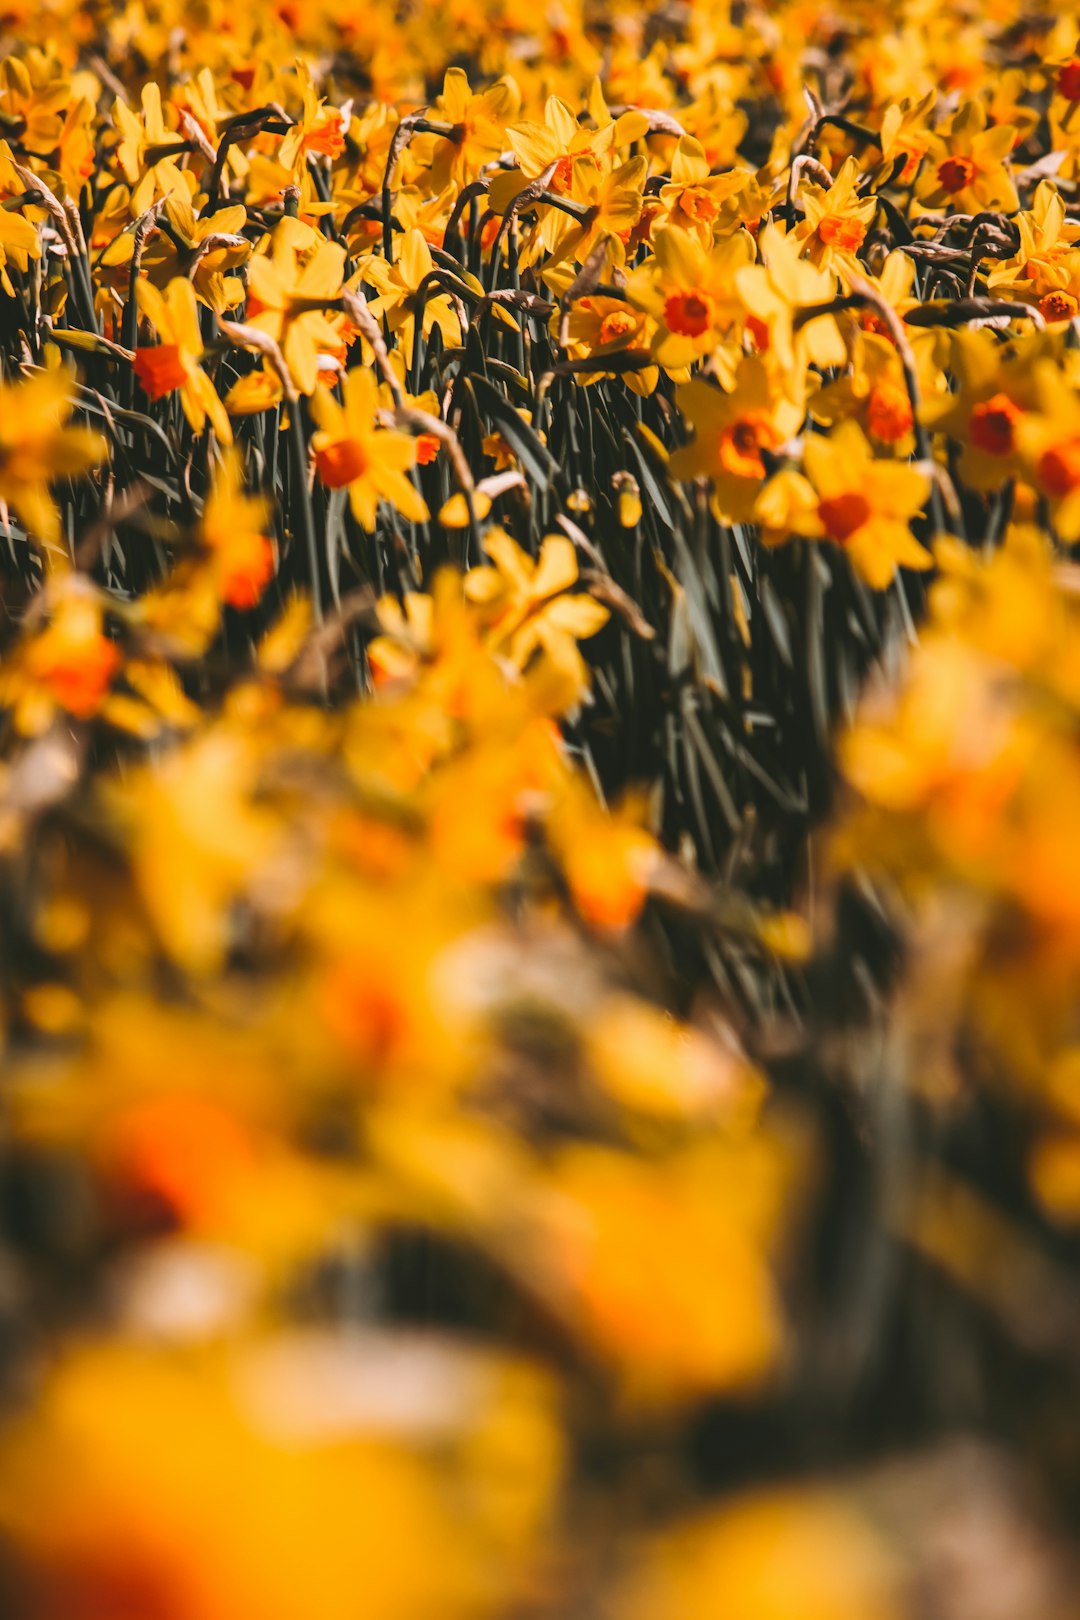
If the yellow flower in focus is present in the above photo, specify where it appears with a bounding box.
[734,221,847,380]
[278,61,347,173]
[917,100,1019,214]
[311,367,430,530]
[419,66,521,191]
[245,218,347,396]
[803,420,931,588]
[794,156,878,283]
[626,226,754,369]
[670,355,804,523]
[358,228,462,359]
[986,180,1080,324]
[134,276,233,443]
[653,136,749,245]
[813,330,923,454]
[558,293,659,396]
[112,81,184,213]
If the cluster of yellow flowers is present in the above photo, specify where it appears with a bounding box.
[0,0,1079,1615]
[837,525,1080,1222]
[0,560,815,1617]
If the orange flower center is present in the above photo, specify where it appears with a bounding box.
[598,308,638,345]
[818,490,872,542]
[315,437,370,487]
[1058,59,1080,102]
[32,633,120,720]
[132,344,189,400]
[324,962,408,1068]
[936,154,976,194]
[860,311,893,341]
[218,532,275,611]
[718,411,780,480]
[677,186,719,224]
[304,115,345,160]
[746,313,771,352]
[866,380,913,444]
[1039,290,1079,324]
[553,148,594,193]
[416,432,440,465]
[664,287,715,338]
[969,393,1023,457]
[817,214,867,253]
[104,1093,255,1229]
[894,143,927,185]
[1038,437,1080,499]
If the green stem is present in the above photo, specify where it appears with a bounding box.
[288,402,322,623]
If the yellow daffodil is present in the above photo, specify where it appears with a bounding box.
[1,577,119,731]
[917,100,1019,214]
[134,275,233,442]
[670,356,804,522]
[310,366,429,529]
[794,155,878,284]
[201,450,276,609]
[803,419,931,588]
[734,220,847,381]
[417,67,521,192]
[245,217,347,396]
[357,227,462,358]
[626,226,754,369]
[464,528,609,691]
[0,368,106,551]
[652,136,749,245]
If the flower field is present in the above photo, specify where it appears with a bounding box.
[0,0,1080,1613]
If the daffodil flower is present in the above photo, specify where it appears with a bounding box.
[652,136,749,246]
[310,366,429,530]
[245,217,347,396]
[1,578,119,732]
[278,61,347,174]
[0,368,106,551]
[670,356,804,523]
[464,528,609,692]
[803,419,932,588]
[917,101,1019,214]
[415,67,520,193]
[626,226,754,370]
[356,227,462,358]
[134,275,233,443]
[794,156,878,284]
[201,450,276,609]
